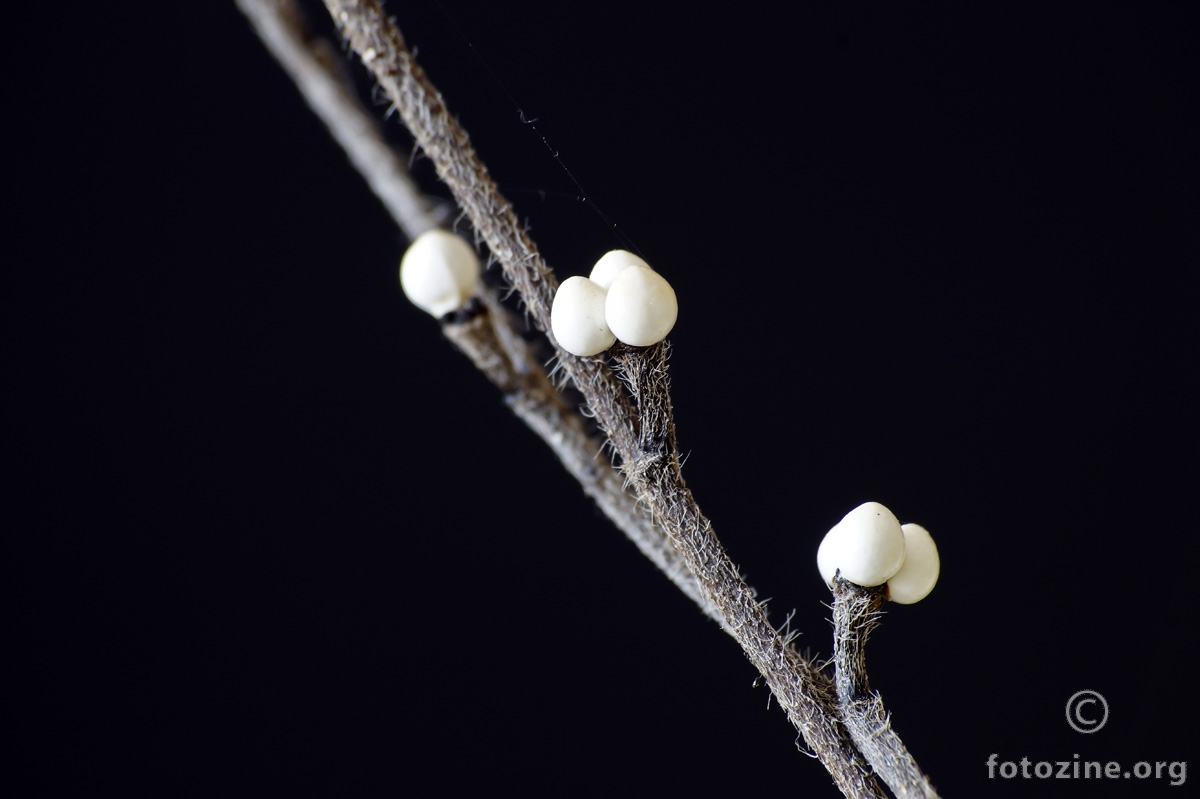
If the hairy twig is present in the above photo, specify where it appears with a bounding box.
[238,0,718,622]
[442,295,719,621]
[318,1,889,795]
[319,0,644,462]
[833,578,941,798]
[237,0,440,239]
[610,344,881,797]
[258,0,902,794]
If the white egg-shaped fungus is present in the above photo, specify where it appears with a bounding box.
[817,524,843,587]
[399,229,480,317]
[589,249,651,290]
[550,276,616,357]
[886,523,940,604]
[605,265,678,347]
[818,501,907,587]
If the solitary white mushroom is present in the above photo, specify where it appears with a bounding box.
[817,501,907,588]
[550,276,616,357]
[605,265,678,347]
[886,523,940,604]
[399,229,480,317]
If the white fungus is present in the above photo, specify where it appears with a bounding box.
[818,501,907,588]
[817,525,843,587]
[886,523,940,604]
[550,276,616,357]
[399,229,480,317]
[605,265,678,347]
[589,249,651,290]
[550,250,678,356]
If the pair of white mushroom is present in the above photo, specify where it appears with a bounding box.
[817,501,940,604]
[550,250,678,356]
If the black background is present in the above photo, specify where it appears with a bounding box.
[11,2,1197,796]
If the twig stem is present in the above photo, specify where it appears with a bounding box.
[237,0,440,239]
[278,1,902,794]
[443,299,719,621]
[833,578,942,798]
[238,0,718,621]
[612,344,882,798]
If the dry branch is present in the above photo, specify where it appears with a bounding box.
[443,293,720,621]
[236,0,719,623]
[314,2,887,793]
[833,578,941,798]
[240,0,939,794]
[237,0,441,239]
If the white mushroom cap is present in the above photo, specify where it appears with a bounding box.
[551,276,616,356]
[818,501,907,587]
[399,230,480,317]
[887,523,940,604]
[817,525,842,586]
[589,249,650,290]
[605,265,678,347]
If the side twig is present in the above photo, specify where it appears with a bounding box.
[237,0,440,239]
[833,578,941,798]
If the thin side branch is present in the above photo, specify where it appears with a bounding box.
[237,0,440,239]
[833,578,941,798]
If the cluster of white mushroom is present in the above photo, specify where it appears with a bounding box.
[817,501,940,604]
[399,229,481,317]
[550,250,678,356]
[397,237,679,359]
